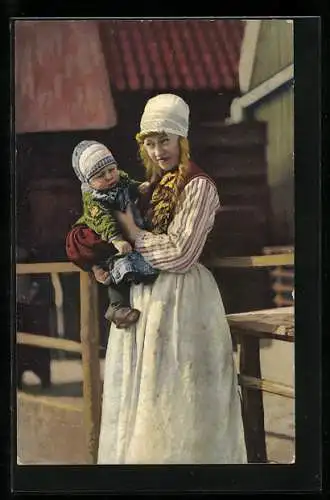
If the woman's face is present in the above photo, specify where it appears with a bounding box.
[143,132,180,171]
[89,164,120,191]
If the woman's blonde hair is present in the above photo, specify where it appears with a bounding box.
[135,133,191,233]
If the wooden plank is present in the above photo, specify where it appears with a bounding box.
[50,273,65,348]
[190,121,267,147]
[17,332,82,353]
[232,327,294,342]
[214,193,269,208]
[270,267,294,278]
[16,332,105,352]
[227,307,294,340]
[229,317,293,335]
[209,167,266,180]
[263,245,294,255]
[239,336,267,463]
[199,121,266,133]
[208,253,294,268]
[238,374,295,399]
[17,391,82,413]
[272,282,293,293]
[273,295,294,307]
[91,273,101,453]
[16,262,79,274]
[191,135,266,148]
[193,151,267,178]
[79,272,101,465]
[228,306,293,317]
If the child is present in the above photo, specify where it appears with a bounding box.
[69,140,159,329]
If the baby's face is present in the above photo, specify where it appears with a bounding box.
[89,164,120,191]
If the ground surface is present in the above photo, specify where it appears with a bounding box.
[17,339,295,465]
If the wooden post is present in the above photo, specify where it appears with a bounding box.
[239,335,267,463]
[50,272,65,360]
[79,271,101,464]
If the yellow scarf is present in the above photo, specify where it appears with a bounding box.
[151,166,187,234]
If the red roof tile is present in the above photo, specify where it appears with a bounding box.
[99,20,245,92]
[15,21,117,133]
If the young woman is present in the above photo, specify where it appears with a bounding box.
[95,94,247,464]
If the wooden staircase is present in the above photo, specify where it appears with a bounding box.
[264,246,294,308]
[191,120,274,313]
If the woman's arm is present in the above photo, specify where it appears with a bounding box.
[118,177,220,273]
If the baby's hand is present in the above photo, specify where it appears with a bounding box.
[92,266,110,284]
[138,181,150,194]
[112,239,133,254]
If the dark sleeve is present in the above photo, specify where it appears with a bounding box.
[128,179,142,201]
[119,170,141,201]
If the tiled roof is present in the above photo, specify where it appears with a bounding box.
[15,21,117,133]
[99,20,245,92]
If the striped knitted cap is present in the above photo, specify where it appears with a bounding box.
[72,140,117,184]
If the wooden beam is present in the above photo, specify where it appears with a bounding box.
[15,255,295,274]
[50,272,65,340]
[228,306,293,318]
[230,64,294,124]
[263,245,294,255]
[238,20,262,93]
[208,253,294,268]
[270,267,294,278]
[232,327,294,342]
[16,262,79,274]
[238,374,294,399]
[17,332,82,353]
[227,307,294,341]
[17,391,82,413]
[239,336,267,463]
[272,282,293,293]
[16,331,105,352]
[79,272,101,465]
[273,296,294,308]
[229,317,293,336]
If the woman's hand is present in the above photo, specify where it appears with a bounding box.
[116,205,143,242]
[112,239,133,254]
[138,181,151,194]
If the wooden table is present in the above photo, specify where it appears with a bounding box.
[227,306,294,463]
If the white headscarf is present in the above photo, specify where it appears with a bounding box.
[140,94,190,138]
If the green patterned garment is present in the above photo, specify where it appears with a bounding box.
[74,171,141,243]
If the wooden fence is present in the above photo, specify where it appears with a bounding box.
[16,250,294,464]
[16,262,101,465]
[208,250,294,462]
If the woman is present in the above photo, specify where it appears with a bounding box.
[97,94,247,464]
[67,94,247,464]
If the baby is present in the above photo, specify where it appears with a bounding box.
[70,140,159,329]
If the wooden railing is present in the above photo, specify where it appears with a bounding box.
[214,250,295,463]
[16,251,294,464]
[207,252,294,268]
[16,262,101,465]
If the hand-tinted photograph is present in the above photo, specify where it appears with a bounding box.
[14,18,295,469]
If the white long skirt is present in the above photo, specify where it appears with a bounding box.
[97,263,247,464]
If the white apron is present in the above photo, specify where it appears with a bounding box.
[98,263,247,464]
